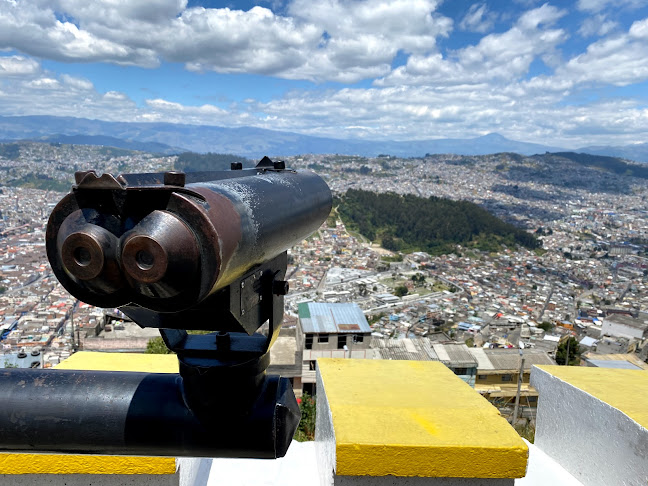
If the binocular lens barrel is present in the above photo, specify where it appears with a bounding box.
[46,169,332,312]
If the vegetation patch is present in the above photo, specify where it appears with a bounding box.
[7,174,71,192]
[336,189,540,255]
[0,143,21,160]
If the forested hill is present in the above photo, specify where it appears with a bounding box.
[336,190,540,255]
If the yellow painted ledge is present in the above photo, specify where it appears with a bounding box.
[0,454,176,475]
[0,351,179,475]
[55,351,179,373]
[318,359,528,478]
[536,365,648,429]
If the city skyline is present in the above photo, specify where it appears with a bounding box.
[1,1,648,148]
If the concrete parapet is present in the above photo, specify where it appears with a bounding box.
[315,359,528,485]
[531,365,648,486]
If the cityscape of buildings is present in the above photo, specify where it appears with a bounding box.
[1,143,647,421]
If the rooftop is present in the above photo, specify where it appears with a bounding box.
[603,312,648,330]
[298,302,371,334]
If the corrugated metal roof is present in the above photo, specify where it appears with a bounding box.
[586,359,642,370]
[370,337,439,361]
[467,347,495,370]
[483,349,554,371]
[432,343,477,368]
[299,302,371,334]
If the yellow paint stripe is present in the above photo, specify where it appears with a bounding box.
[0,454,176,475]
[55,351,179,373]
[318,358,528,478]
[536,365,648,428]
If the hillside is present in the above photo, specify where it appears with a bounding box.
[336,189,540,255]
[0,141,174,192]
[546,152,648,178]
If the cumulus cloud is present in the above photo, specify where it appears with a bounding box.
[0,0,452,83]
[0,61,139,120]
[236,81,648,148]
[0,2,156,65]
[554,17,648,86]
[377,3,567,86]
[0,55,40,76]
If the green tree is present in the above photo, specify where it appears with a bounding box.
[411,273,425,284]
[294,393,316,441]
[538,322,553,332]
[146,337,172,354]
[394,285,409,297]
[555,337,581,366]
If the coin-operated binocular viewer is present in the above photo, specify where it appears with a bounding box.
[0,157,332,458]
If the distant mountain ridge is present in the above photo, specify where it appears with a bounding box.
[0,114,646,162]
[32,134,184,155]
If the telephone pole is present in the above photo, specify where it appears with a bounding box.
[512,343,525,425]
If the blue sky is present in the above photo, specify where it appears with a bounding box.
[1,0,648,147]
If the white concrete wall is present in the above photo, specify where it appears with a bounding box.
[531,367,648,486]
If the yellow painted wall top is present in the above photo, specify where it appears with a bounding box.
[318,358,528,478]
[56,350,178,373]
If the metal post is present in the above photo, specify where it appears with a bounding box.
[512,344,525,425]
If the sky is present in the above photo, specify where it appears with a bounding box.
[1,0,648,148]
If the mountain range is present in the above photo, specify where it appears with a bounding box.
[0,114,646,162]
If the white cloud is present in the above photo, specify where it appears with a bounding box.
[377,4,567,86]
[578,14,618,37]
[1,2,648,150]
[459,3,497,33]
[61,74,93,90]
[555,17,648,86]
[0,65,137,120]
[0,0,452,83]
[0,55,40,76]
[233,81,648,148]
[577,0,644,13]
[0,2,155,65]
